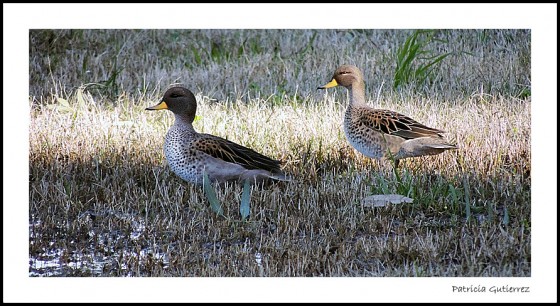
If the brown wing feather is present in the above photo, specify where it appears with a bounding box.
[192,134,282,172]
[358,109,446,140]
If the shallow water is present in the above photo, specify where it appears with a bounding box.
[29,210,170,277]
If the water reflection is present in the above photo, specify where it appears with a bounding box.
[29,210,170,277]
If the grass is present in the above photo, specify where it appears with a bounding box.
[393,29,453,89]
[29,29,531,277]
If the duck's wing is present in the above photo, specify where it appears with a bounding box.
[357,108,446,140]
[191,134,282,172]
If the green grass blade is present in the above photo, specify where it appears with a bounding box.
[463,177,471,222]
[422,53,452,70]
[448,184,458,211]
[502,205,509,225]
[191,46,202,65]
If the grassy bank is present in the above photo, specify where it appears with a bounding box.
[29,29,531,276]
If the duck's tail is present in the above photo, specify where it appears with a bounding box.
[396,137,457,159]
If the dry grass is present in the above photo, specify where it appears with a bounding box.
[29,29,530,277]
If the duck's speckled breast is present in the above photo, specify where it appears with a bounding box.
[343,107,401,159]
[164,125,203,185]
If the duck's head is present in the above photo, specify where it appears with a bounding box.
[146,85,197,119]
[318,64,364,90]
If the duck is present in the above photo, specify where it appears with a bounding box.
[318,64,456,168]
[146,85,290,186]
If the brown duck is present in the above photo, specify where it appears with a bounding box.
[146,85,290,185]
[319,64,456,167]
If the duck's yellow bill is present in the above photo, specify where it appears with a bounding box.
[318,79,338,89]
[145,101,168,110]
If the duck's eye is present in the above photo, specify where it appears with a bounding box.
[340,71,350,75]
[170,93,180,98]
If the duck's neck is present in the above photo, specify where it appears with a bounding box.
[173,113,196,132]
[347,81,367,108]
